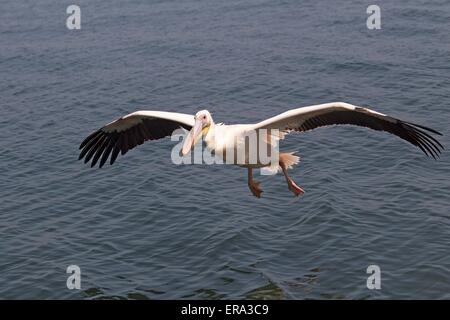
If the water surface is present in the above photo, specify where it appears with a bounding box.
[0,0,449,299]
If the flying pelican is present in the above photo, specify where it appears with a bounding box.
[79,102,443,197]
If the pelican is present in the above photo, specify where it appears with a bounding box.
[79,102,443,197]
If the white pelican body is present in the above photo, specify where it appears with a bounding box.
[79,102,443,197]
[200,123,283,169]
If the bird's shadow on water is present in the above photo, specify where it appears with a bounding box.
[79,266,326,300]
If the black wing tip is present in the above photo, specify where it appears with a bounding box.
[78,130,122,168]
[79,129,102,149]
[404,121,443,136]
[399,121,444,159]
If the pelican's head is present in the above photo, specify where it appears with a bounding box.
[182,110,213,155]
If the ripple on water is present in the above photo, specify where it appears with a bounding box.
[0,0,449,299]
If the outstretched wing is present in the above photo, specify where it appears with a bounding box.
[79,111,194,168]
[250,102,443,158]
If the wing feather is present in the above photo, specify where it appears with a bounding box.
[79,111,194,167]
[251,102,443,159]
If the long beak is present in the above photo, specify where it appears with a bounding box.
[182,119,203,156]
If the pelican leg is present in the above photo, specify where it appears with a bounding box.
[280,160,304,197]
[247,168,263,198]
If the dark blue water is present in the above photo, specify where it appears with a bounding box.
[1,0,449,299]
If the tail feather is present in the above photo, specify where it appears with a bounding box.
[260,151,300,175]
[279,152,300,170]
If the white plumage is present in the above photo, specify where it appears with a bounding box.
[79,102,443,197]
